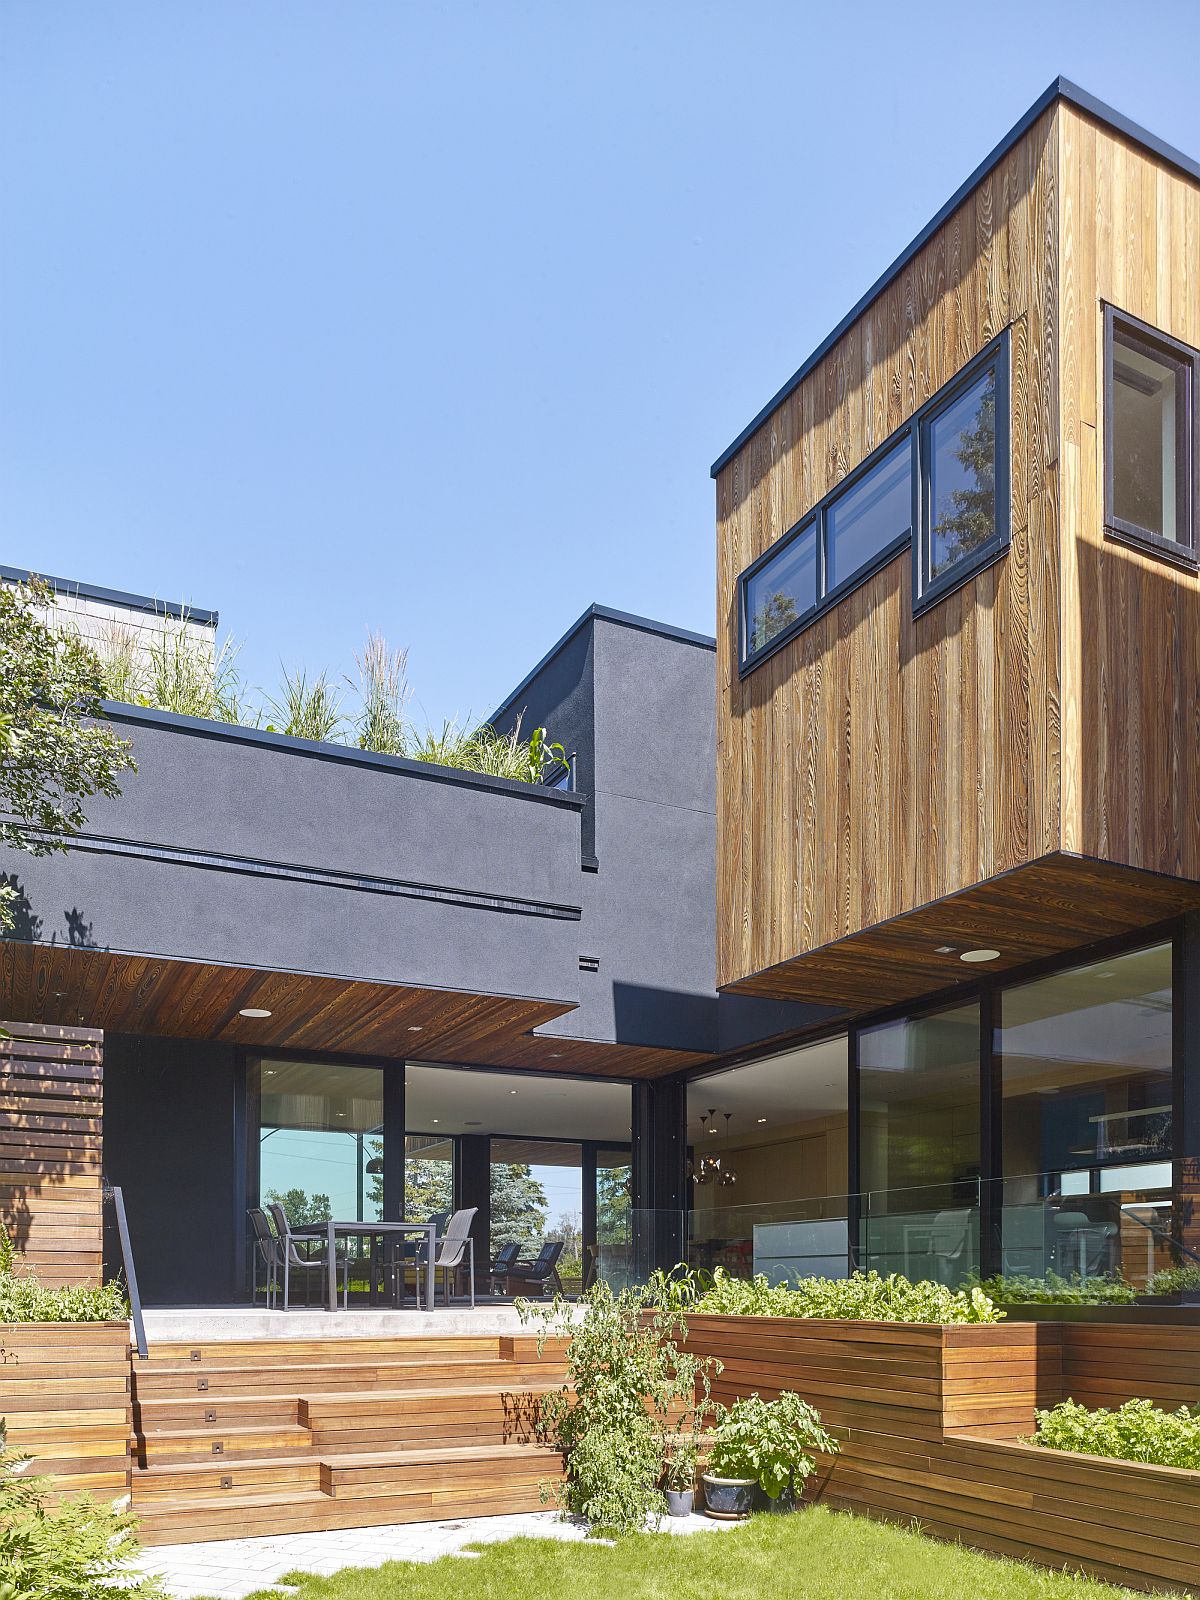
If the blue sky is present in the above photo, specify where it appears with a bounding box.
[5,2,1200,727]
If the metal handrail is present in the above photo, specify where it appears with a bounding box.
[103,1184,147,1359]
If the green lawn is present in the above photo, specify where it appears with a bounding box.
[226,1507,1159,1600]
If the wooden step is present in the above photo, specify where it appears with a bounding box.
[134,1393,302,1432]
[320,1442,560,1499]
[133,1453,324,1503]
[141,1336,508,1365]
[135,1422,315,1466]
[132,1357,557,1399]
[302,1382,554,1449]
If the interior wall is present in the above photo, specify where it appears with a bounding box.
[102,1033,242,1306]
[691,1113,849,1212]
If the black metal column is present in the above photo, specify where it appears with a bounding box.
[979,984,1002,1279]
[456,1133,492,1265]
[1173,917,1200,1266]
[382,1061,406,1221]
[631,1077,686,1274]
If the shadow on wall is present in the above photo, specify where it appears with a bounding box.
[611,981,839,1057]
[0,875,101,949]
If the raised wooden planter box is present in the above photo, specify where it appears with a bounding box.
[683,1314,1200,1595]
[0,1321,131,1499]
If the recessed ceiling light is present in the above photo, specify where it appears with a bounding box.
[548,1053,562,1059]
[432,1118,439,1124]
[265,1069,276,1076]
[407,1026,423,1033]
[757,1118,767,1124]
[336,1111,346,1118]
[510,1089,518,1095]
[239,1007,272,1019]
[960,949,1001,964]
[934,945,956,955]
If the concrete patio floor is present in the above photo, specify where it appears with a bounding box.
[133,1508,737,1598]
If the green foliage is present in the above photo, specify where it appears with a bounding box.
[974,1271,1137,1306]
[660,1426,699,1492]
[265,1188,332,1227]
[490,1163,549,1255]
[0,1230,128,1325]
[931,373,997,565]
[707,1391,839,1499]
[142,619,246,723]
[751,589,799,652]
[354,632,410,755]
[1034,1397,1200,1472]
[519,1277,720,1538]
[0,580,135,930]
[264,668,345,741]
[0,1418,162,1600]
[681,1266,1003,1325]
[1147,1263,1200,1296]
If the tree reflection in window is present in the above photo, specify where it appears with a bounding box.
[929,368,996,579]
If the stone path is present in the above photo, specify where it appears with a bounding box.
[134,1507,736,1598]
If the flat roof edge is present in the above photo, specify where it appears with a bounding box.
[2,565,219,626]
[489,602,716,727]
[100,701,587,805]
[710,77,1200,479]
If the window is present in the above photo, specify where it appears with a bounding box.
[741,517,817,662]
[1105,306,1197,562]
[825,436,912,593]
[916,332,1010,610]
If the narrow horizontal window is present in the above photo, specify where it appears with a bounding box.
[916,330,1010,611]
[1104,306,1197,562]
[743,519,816,661]
[825,436,912,592]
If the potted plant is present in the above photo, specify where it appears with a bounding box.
[662,1429,699,1517]
[703,1392,838,1519]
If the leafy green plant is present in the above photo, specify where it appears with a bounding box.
[974,1270,1137,1305]
[686,1267,1003,1325]
[141,617,247,723]
[1034,1397,1200,1472]
[0,1229,128,1324]
[0,1417,162,1599]
[707,1392,839,1499]
[1147,1263,1200,1296]
[265,668,345,742]
[661,1427,699,1493]
[518,1276,721,1537]
[0,580,135,934]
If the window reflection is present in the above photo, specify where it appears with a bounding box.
[928,366,998,580]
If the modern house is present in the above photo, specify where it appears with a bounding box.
[3,76,1200,1574]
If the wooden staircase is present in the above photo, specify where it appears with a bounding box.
[130,1334,566,1545]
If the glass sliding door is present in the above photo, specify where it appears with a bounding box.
[998,941,1173,1286]
[258,1059,384,1225]
[490,1138,583,1291]
[403,1134,454,1222]
[857,1003,981,1284]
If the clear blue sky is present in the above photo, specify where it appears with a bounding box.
[4,2,1200,727]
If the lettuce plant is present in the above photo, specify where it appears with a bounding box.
[1034,1397,1200,1472]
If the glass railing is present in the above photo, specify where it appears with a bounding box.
[594,1158,1200,1298]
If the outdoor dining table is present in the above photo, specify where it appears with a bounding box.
[290,1220,438,1313]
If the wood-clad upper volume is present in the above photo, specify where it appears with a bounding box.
[715,83,1200,1005]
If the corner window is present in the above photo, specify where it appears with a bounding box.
[915,331,1010,612]
[1105,306,1197,563]
[742,518,817,663]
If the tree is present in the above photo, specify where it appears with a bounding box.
[0,580,135,931]
[930,376,997,567]
[364,1140,454,1220]
[490,1162,548,1252]
[265,1187,331,1226]
[597,1161,632,1243]
[751,590,798,650]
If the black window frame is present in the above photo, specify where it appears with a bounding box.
[913,329,1012,617]
[736,327,1014,676]
[1103,303,1199,570]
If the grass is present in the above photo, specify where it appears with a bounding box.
[218,1507,1155,1600]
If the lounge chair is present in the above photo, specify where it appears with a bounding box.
[499,1240,565,1299]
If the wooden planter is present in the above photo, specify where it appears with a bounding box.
[683,1314,1200,1595]
[0,1321,131,1499]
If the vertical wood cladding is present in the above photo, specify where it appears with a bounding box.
[0,1020,103,1286]
[1057,103,1200,880]
[716,112,1062,990]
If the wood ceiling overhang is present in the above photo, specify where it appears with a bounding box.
[0,942,710,1081]
[723,853,1200,1012]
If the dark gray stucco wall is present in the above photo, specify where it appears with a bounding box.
[2,708,585,1006]
[102,1034,242,1305]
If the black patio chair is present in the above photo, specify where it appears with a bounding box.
[487,1240,521,1294]
[502,1240,565,1299]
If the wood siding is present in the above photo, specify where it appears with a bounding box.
[0,1021,103,1286]
[716,112,1062,993]
[0,1322,131,1499]
[1058,103,1200,878]
[717,99,1200,1005]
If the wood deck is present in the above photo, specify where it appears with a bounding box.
[129,1333,567,1545]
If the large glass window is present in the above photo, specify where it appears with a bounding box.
[403,1134,454,1221]
[743,519,817,660]
[258,1059,383,1225]
[1106,307,1196,557]
[858,1003,980,1283]
[919,335,1009,604]
[490,1137,583,1289]
[998,942,1173,1284]
[825,437,911,592]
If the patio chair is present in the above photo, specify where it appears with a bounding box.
[247,1207,281,1308]
[929,1208,974,1284]
[487,1240,521,1295]
[267,1202,350,1311]
[503,1240,565,1299]
[422,1207,477,1308]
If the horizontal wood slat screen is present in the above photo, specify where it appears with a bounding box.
[684,1315,1200,1594]
[0,1020,103,1287]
